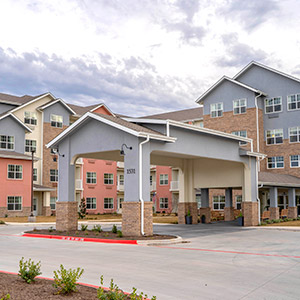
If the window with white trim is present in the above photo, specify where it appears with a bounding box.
[7,196,22,211]
[196,193,201,209]
[233,99,247,114]
[50,169,58,182]
[150,175,153,185]
[118,174,124,185]
[86,197,96,209]
[267,156,284,169]
[104,198,114,209]
[213,195,225,210]
[232,130,247,145]
[159,174,168,185]
[8,164,22,179]
[266,129,283,145]
[289,127,300,143]
[210,103,223,118]
[33,168,37,181]
[290,155,300,168]
[287,94,300,111]
[50,197,57,210]
[51,114,63,128]
[25,139,37,153]
[265,97,282,113]
[86,172,96,184]
[159,198,168,209]
[104,173,114,185]
[118,197,124,209]
[236,195,242,210]
[0,135,14,150]
[24,111,37,125]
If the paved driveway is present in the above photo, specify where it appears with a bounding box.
[0,222,300,300]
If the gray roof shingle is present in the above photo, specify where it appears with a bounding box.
[259,172,300,186]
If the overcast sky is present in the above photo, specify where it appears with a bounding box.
[0,0,299,116]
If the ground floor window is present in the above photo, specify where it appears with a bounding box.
[159,198,168,209]
[104,198,114,209]
[86,197,96,209]
[278,195,288,211]
[236,195,242,210]
[7,196,22,211]
[196,193,201,209]
[50,197,57,210]
[213,196,225,210]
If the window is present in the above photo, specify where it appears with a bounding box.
[118,174,124,185]
[50,197,57,210]
[196,193,201,209]
[118,198,124,209]
[159,198,168,209]
[150,175,153,185]
[33,168,37,181]
[236,195,242,210]
[267,156,284,169]
[213,196,225,210]
[51,114,63,128]
[159,174,168,185]
[50,169,58,182]
[104,198,114,209]
[8,164,22,179]
[232,130,247,145]
[0,135,14,150]
[289,127,300,143]
[25,139,37,153]
[265,97,282,113]
[266,129,283,145]
[287,94,300,111]
[104,173,114,185]
[86,172,96,184]
[86,197,96,209]
[210,103,223,118]
[24,111,37,125]
[233,99,247,115]
[7,196,22,211]
[290,155,300,168]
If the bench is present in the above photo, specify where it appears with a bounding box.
[280,209,288,219]
[262,210,270,221]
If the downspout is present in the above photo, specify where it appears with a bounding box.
[139,135,150,236]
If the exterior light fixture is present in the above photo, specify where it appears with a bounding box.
[120,144,132,156]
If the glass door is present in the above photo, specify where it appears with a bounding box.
[33,198,37,216]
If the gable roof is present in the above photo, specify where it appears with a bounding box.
[196,76,267,104]
[68,103,115,117]
[0,92,37,105]
[259,172,300,187]
[233,61,300,84]
[37,98,76,115]
[0,112,32,132]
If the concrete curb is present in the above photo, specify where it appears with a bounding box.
[137,235,184,246]
[4,221,122,226]
[253,226,300,231]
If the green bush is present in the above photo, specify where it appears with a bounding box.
[112,224,118,234]
[266,220,272,224]
[117,230,123,238]
[93,225,102,232]
[272,219,281,223]
[78,198,86,219]
[0,294,10,300]
[81,224,88,231]
[18,257,42,284]
[0,220,5,225]
[53,264,84,294]
[48,226,54,232]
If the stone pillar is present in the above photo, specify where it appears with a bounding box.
[288,188,297,219]
[225,188,234,221]
[242,202,258,226]
[199,188,211,223]
[178,202,198,224]
[56,202,78,231]
[269,187,279,220]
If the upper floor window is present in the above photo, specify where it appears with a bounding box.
[289,127,300,143]
[267,156,284,169]
[86,172,96,184]
[50,169,58,182]
[290,155,300,168]
[86,197,97,209]
[7,196,22,211]
[266,129,283,145]
[287,94,300,111]
[0,135,14,150]
[233,99,247,115]
[25,139,37,153]
[213,195,225,210]
[104,173,114,185]
[232,130,247,145]
[159,198,168,209]
[33,168,37,181]
[8,164,23,179]
[265,97,282,114]
[24,111,37,125]
[118,174,124,185]
[210,103,223,118]
[159,174,169,185]
[51,114,63,128]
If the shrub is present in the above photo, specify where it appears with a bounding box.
[0,294,10,300]
[0,220,5,225]
[112,224,118,234]
[18,257,42,284]
[48,226,54,232]
[53,264,84,294]
[272,219,281,223]
[81,224,88,231]
[266,220,272,224]
[93,225,102,232]
[78,198,86,219]
[117,230,123,238]
[4,214,8,218]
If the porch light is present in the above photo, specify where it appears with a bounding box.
[120,143,132,156]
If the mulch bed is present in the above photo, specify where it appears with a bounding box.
[25,229,175,240]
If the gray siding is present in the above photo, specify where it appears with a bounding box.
[0,103,17,114]
[43,102,71,126]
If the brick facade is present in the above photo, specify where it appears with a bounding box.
[178,202,198,224]
[56,202,78,231]
[0,207,31,217]
[242,202,259,226]
[288,206,298,219]
[224,207,235,221]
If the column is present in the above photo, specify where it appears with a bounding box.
[269,187,279,220]
[199,188,211,223]
[224,188,234,221]
[42,192,51,216]
[288,188,297,219]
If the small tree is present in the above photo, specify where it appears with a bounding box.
[78,197,86,219]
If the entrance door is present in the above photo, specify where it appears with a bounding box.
[296,195,300,216]
[33,198,37,216]
[278,195,288,212]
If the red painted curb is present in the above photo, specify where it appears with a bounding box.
[22,233,137,245]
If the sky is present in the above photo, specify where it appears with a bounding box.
[0,0,300,117]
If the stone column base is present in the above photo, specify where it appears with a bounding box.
[42,206,52,216]
[122,202,153,236]
[270,207,279,220]
[199,207,211,223]
[178,202,198,224]
[56,202,78,231]
[288,207,298,219]
[242,202,258,226]
[224,207,235,221]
